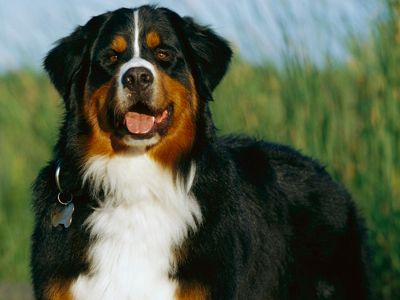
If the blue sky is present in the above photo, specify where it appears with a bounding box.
[0,0,384,72]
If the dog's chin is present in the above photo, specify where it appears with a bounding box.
[121,134,161,149]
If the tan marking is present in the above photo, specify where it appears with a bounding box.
[44,280,73,300]
[146,31,161,49]
[148,71,198,169]
[82,80,127,159]
[176,281,209,300]
[111,35,127,53]
[188,75,199,113]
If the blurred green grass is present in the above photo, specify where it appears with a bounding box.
[1,2,400,299]
[0,70,61,281]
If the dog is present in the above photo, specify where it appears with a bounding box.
[31,5,370,300]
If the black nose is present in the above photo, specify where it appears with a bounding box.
[122,67,154,91]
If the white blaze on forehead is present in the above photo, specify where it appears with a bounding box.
[117,8,157,98]
[134,9,140,57]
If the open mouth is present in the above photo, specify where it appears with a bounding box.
[122,102,172,139]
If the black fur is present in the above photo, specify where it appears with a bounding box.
[31,5,370,300]
[180,136,370,299]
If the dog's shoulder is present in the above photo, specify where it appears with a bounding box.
[215,134,325,185]
[212,135,355,226]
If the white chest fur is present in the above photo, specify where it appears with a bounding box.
[70,154,202,300]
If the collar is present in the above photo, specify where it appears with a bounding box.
[55,161,73,205]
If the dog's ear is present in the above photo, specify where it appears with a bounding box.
[156,8,232,100]
[44,13,109,104]
[182,17,232,99]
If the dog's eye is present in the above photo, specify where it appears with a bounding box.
[109,55,118,63]
[155,50,170,61]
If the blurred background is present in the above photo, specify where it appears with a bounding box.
[0,0,399,299]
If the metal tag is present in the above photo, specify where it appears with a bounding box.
[51,202,75,228]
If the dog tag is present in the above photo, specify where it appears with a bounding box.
[51,202,75,228]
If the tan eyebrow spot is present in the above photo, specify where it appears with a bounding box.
[111,35,127,53]
[146,31,161,49]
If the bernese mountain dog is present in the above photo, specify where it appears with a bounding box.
[31,5,370,300]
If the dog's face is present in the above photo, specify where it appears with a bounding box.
[45,6,231,166]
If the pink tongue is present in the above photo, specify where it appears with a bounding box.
[124,112,155,134]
